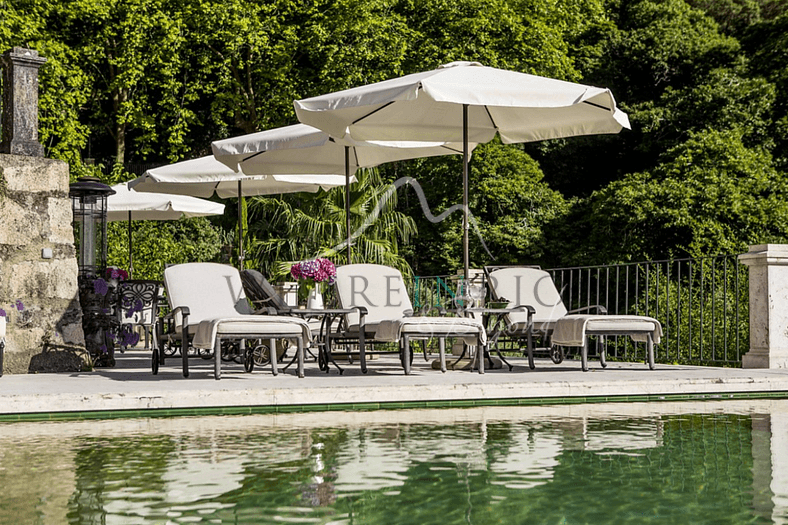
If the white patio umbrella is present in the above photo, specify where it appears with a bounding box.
[128,155,348,268]
[129,155,348,198]
[294,61,631,280]
[108,182,225,278]
[211,123,473,263]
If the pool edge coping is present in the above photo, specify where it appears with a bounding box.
[3,389,788,423]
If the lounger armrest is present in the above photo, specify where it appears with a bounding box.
[352,306,368,332]
[568,305,608,314]
[511,304,537,316]
[464,304,535,319]
[170,306,191,344]
[353,306,368,319]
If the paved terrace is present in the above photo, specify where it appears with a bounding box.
[2,349,788,421]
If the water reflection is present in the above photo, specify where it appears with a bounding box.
[0,399,786,524]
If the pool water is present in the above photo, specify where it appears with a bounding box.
[1,400,786,524]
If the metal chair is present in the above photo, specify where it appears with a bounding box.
[117,279,162,351]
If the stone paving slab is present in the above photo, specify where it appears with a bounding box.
[1,350,788,417]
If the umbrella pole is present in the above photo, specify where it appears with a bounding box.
[238,180,244,270]
[128,211,133,279]
[462,104,470,283]
[345,146,352,265]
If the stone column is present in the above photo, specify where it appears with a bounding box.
[738,244,788,369]
[1,47,47,157]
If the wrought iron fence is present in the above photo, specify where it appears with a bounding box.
[408,254,749,367]
[548,255,748,366]
[412,274,460,312]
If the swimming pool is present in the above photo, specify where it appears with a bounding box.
[1,399,786,524]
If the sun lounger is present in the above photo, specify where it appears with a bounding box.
[157,262,311,379]
[334,264,487,374]
[485,266,662,371]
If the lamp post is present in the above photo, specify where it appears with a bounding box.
[70,177,117,366]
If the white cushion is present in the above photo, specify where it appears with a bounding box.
[165,262,254,330]
[335,264,414,329]
[193,317,310,349]
[375,316,486,345]
[487,268,568,329]
[552,315,662,346]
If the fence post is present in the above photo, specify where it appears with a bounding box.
[738,244,788,369]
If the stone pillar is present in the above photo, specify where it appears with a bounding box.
[738,244,788,369]
[0,155,86,373]
[1,47,47,157]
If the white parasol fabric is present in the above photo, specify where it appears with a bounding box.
[294,61,629,144]
[127,155,349,269]
[294,61,630,279]
[108,182,225,221]
[211,123,469,175]
[128,155,349,199]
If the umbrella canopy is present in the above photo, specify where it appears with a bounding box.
[129,155,348,198]
[294,61,630,280]
[212,123,468,175]
[128,155,349,269]
[212,123,473,263]
[108,182,225,221]
[107,183,226,278]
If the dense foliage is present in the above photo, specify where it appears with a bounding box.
[2,0,786,278]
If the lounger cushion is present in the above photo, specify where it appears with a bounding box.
[165,262,254,332]
[375,317,487,346]
[193,316,311,350]
[487,267,568,328]
[551,314,662,346]
[335,264,414,329]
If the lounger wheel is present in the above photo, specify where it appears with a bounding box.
[550,346,564,364]
[163,342,178,357]
[151,347,159,375]
[251,343,271,366]
[244,346,254,373]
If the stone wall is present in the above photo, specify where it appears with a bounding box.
[0,153,86,373]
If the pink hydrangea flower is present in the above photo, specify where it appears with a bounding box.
[290,258,337,284]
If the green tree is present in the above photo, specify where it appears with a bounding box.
[394,141,568,276]
[107,216,224,280]
[582,129,788,262]
[742,12,788,170]
[1,0,93,168]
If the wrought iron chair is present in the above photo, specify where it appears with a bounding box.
[117,279,162,352]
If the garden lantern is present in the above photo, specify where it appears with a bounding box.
[70,177,115,278]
